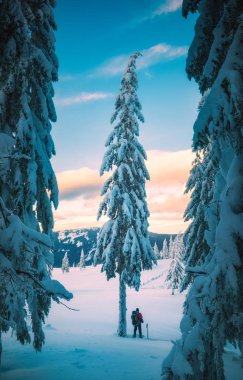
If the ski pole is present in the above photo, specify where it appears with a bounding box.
[146,323,149,339]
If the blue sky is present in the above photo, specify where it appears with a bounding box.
[52,0,200,233]
[52,0,199,171]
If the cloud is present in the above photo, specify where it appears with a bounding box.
[153,0,182,16]
[145,149,193,233]
[55,92,113,107]
[94,43,187,77]
[54,149,194,234]
[146,149,193,185]
[131,1,182,26]
[57,167,109,200]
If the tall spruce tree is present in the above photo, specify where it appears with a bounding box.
[181,144,216,290]
[161,238,169,259]
[165,234,185,295]
[162,1,243,378]
[94,52,156,337]
[79,249,86,269]
[168,235,174,259]
[62,252,70,273]
[153,242,160,259]
[0,0,72,362]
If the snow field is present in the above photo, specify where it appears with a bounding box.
[1,260,242,380]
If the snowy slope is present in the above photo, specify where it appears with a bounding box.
[141,259,171,290]
[1,261,242,380]
[54,228,99,267]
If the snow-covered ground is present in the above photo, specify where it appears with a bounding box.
[1,260,242,380]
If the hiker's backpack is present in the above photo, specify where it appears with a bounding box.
[131,310,138,325]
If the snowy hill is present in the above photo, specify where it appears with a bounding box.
[53,228,174,267]
[53,228,99,267]
[141,259,172,290]
[2,261,242,380]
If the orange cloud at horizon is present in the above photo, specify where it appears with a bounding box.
[57,167,108,200]
[54,149,194,234]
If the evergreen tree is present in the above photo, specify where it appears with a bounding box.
[168,235,174,259]
[62,253,70,273]
[181,144,216,290]
[161,238,169,259]
[162,1,243,378]
[79,249,86,269]
[94,52,156,337]
[165,234,185,295]
[153,242,160,259]
[0,0,72,361]
[0,199,72,362]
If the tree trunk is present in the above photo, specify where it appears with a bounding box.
[118,274,127,336]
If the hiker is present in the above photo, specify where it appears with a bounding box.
[131,308,144,338]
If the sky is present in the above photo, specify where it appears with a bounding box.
[52,0,200,233]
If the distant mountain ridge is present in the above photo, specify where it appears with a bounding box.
[53,228,175,268]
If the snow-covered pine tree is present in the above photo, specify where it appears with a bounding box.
[62,253,70,273]
[0,1,72,361]
[181,144,216,290]
[94,52,156,337]
[0,199,72,362]
[162,1,243,378]
[165,234,185,295]
[79,249,86,269]
[1,0,59,231]
[168,235,174,259]
[153,242,160,260]
[161,238,168,259]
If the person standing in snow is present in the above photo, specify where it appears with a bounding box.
[131,308,144,338]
